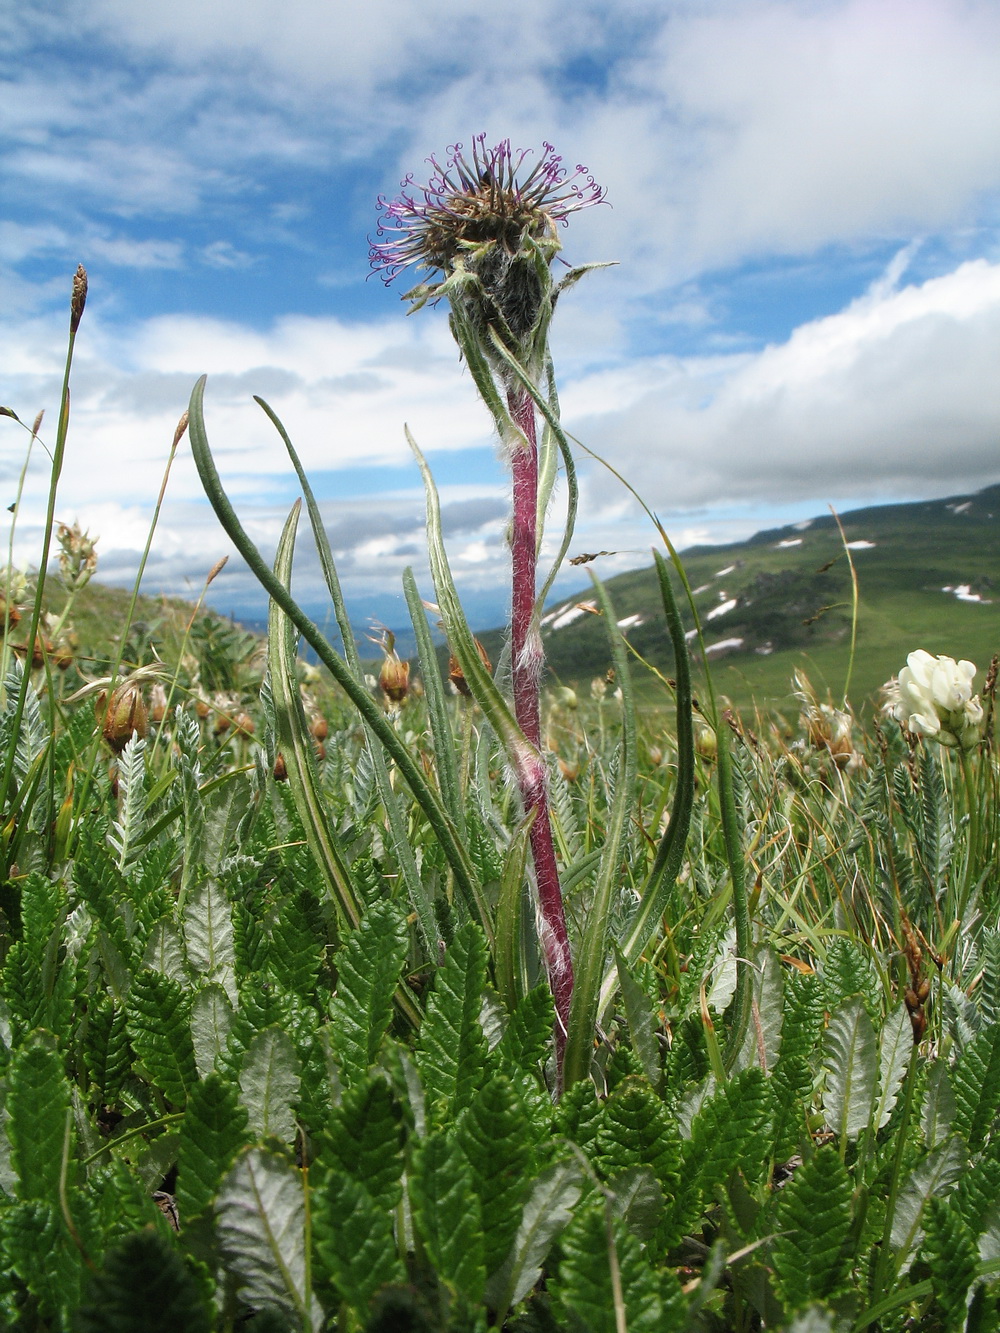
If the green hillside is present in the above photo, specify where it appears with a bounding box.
[478,482,1000,715]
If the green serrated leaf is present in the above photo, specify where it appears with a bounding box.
[417,921,490,1122]
[313,1170,405,1314]
[823,996,877,1141]
[410,1129,486,1304]
[7,1040,70,1200]
[77,1228,212,1333]
[176,1070,251,1220]
[458,1072,534,1276]
[952,1024,1000,1151]
[553,1198,666,1333]
[596,1076,682,1236]
[771,1145,852,1311]
[874,1003,913,1130]
[127,970,198,1106]
[325,1076,404,1214]
[329,898,409,1088]
[216,1146,322,1331]
[82,998,131,1104]
[686,1066,772,1205]
[485,1159,584,1317]
[922,1197,979,1331]
[922,1058,956,1148]
[239,1025,301,1143]
[3,1197,88,1325]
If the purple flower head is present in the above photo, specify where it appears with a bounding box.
[370,136,605,286]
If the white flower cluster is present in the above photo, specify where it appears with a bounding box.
[882,650,984,749]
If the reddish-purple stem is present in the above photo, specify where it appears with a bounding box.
[508,387,574,1048]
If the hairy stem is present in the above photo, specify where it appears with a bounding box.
[508,386,574,1045]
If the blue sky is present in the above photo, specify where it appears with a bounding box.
[3,0,1000,636]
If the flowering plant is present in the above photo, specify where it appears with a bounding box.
[372,138,608,1061]
[882,649,984,749]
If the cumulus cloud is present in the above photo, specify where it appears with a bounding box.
[573,257,1000,511]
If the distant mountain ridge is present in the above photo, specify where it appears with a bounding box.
[475,482,1000,708]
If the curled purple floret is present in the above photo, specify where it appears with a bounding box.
[368,136,607,284]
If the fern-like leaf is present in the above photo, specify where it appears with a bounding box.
[458,1071,534,1276]
[108,731,147,870]
[596,1075,682,1240]
[417,921,490,1122]
[312,1170,405,1315]
[7,1040,71,1200]
[553,1199,671,1333]
[324,1075,404,1214]
[176,1070,251,1221]
[770,1145,852,1311]
[951,1024,1000,1151]
[126,970,198,1106]
[77,1228,212,1333]
[410,1129,486,1304]
[921,1197,979,1331]
[329,898,408,1088]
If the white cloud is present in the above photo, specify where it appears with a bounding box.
[574,257,1000,509]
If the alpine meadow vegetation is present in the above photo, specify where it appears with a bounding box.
[0,143,999,1331]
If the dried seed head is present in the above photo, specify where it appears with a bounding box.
[70,264,88,333]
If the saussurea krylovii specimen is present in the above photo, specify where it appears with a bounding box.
[371,136,607,1043]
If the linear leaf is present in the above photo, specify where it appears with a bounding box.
[216,1146,322,1331]
[239,1025,301,1143]
[823,996,877,1140]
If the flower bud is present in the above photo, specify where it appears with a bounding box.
[379,651,410,705]
[96,681,149,753]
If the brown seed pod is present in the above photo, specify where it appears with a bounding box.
[96,682,149,753]
[273,752,288,781]
[310,713,329,742]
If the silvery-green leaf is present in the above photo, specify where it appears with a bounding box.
[184,880,237,1003]
[921,1059,955,1148]
[706,928,738,1014]
[238,1026,301,1143]
[141,920,188,985]
[823,997,877,1140]
[890,1136,964,1270]
[190,983,235,1080]
[732,946,783,1074]
[216,1146,322,1331]
[485,1160,584,1316]
[874,1004,912,1130]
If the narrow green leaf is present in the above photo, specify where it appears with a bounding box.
[410,1129,486,1304]
[771,1145,853,1311]
[823,996,877,1141]
[239,1025,302,1143]
[216,1146,322,1331]
[176,1070,251,1221]
[329,898,409,1088]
